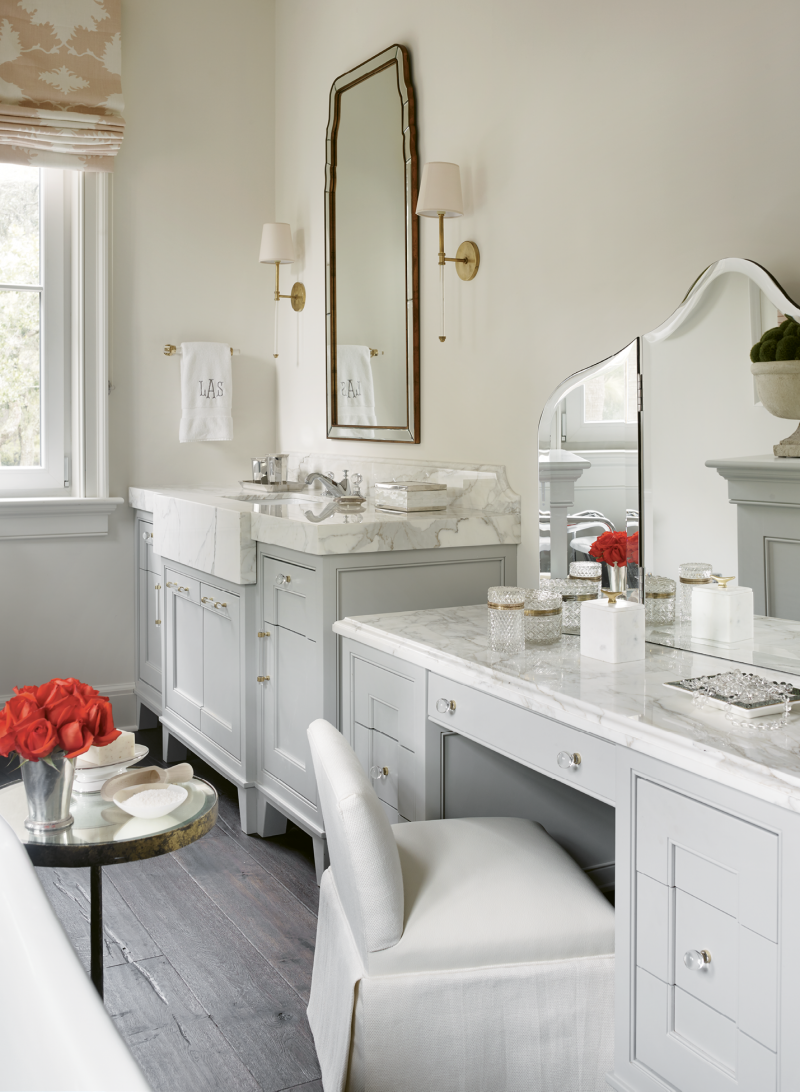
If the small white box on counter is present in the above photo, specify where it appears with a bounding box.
[374,480,447,512]
[691,584,754,644]
[580,598,645,663]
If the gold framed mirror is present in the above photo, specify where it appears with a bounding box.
[325,44,420,443]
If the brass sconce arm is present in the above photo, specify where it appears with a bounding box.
[273,263,306,311]
[437,213,480,279]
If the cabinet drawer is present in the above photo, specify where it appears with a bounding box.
[353,657,415,748]
[262,556,315,636]
[636,779,778,941]
[428,673,615,803]
[165,570,200,605]
[137,517,161,573]
[354,723,416,820]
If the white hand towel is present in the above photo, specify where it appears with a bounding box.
[336,344,377,427]
[179,342,233,442]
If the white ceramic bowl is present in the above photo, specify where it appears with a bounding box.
[113,784,188,819]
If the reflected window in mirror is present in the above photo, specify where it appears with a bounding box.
[325,45,419,443]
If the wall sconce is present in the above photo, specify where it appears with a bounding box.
[415,162,479,342]
[259,222,306,359]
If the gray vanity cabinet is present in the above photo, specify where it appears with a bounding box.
[256,542,516,869]
[133,510,163,725]
[612,748,800,1092]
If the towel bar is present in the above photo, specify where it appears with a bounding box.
[164,344,241,357]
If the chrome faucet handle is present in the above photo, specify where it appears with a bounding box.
[351,472,363,496]
[341,469,350,494]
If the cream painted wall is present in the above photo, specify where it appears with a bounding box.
[274,0,800,585]
[0,0,276,702]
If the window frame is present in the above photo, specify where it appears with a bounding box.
[0,169,120,536]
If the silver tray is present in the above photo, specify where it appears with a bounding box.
[663,676,800,719]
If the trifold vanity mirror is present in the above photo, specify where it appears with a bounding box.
[539,257,800,674]
[325,44,420,443]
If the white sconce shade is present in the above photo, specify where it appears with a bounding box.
[416,162,464,218]
[259,222,295,264]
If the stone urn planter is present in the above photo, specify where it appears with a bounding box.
[750,360,800,457]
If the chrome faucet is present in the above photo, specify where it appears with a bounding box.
[306,470,363,498]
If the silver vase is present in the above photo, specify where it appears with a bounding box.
[607,562,628,597]
[21,752,75,831]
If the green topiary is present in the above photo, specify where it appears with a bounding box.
[751,318,800,364]
[776,335,800,360]
[759,338,778,361]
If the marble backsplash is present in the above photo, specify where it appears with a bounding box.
[286,453,520,517]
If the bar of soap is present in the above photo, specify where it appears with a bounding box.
[83,729,135,766]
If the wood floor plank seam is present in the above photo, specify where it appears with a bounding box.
[213,814,320,919]
[168,844,315,1008]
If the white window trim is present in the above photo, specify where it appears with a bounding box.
[0,171,122,537]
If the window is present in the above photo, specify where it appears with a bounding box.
[560,341,638,449]
[0,165,69,495]
[0,167,118,536]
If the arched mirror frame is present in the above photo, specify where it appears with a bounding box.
[324,44,420,443]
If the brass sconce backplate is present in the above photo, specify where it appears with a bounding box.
[455,240,480,281]
[291,283,306,312]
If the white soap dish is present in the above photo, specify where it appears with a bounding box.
[113,784,188,818]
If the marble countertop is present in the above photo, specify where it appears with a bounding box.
[334,604,800,813]
[130,461,520,584]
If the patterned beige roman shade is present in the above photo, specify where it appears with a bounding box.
[0,0,123,171]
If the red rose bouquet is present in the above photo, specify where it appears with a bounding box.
[0,678,119,765]
[627,532,639,565]
[589,531,629,567]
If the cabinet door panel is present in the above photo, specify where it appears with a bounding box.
[262,625,319,803]
[166,588,203,728]
[353,658,415,747]
[674,889,738,1020]
[200,590,241,759]
[138,568,162,691]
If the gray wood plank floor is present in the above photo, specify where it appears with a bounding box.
[30,738,323,1092]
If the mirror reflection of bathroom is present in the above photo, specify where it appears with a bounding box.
[538,340,640,592]
[642,265,800,669]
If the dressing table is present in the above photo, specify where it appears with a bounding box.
[337,257,800,1091]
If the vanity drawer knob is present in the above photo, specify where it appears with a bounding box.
[166,581,176,588]
[436,698,456,714]
[276,574,291,585]
[178,586,190,593]
[258,631,271,638]
[557,751,581,770]
[142,531,153,541]
[214,602,227,609]
[684,949,712,971]
[370,765,389,781]
[257,675,270,683]
[201,596,214,604]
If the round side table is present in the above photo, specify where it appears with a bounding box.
[0,777,218,999]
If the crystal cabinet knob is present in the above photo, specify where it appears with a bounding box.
[435,698,456,714]
[370,766,389,781]
[684,949,712,971]
[557,751,581,769]
[276,574,291,585]
[142,531,153,541]
[257,675,270,683]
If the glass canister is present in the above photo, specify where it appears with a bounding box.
[524,589,563,645]
[644,574,676,624]
[569,561,602,583]
[547,578,600,633]
[678,562,713,622]
[487,586,525,653]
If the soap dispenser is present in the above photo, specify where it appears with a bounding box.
[691,576,754,644]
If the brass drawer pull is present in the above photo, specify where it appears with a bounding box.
[258,631,271,638]
[214,601,227,609]
[257,675,270,683]
[201,596,214,604]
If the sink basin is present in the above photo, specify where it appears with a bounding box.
[225,491,313,504]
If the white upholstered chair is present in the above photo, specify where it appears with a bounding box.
[306,718,615,1092]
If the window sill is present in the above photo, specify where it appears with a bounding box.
[0,497,124,539]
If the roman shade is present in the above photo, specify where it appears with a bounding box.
[0,0,124,171]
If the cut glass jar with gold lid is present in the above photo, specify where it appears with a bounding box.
[524,589,563,645]
[487,586,525,653]
[678,562,713,622]
[547,578,599,633]
[644,574,676,624]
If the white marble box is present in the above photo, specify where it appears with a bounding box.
[580,598,645,664]
[691,585,754,645]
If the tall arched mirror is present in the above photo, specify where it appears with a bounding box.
[325,44,419,443]
[538,257,800,673]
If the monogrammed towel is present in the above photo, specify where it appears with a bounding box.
[179,342,233,442]
[336,344,377,427]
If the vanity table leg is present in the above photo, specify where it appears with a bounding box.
[90,864,104,999]
[312,835,329,885]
